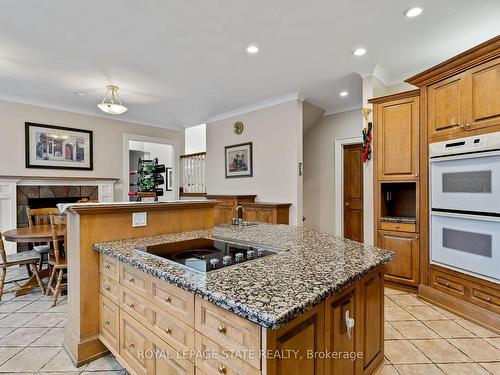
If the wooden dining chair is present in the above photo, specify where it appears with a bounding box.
[26,207,59,270]
[46,214,67,306]
[0,233,45,301]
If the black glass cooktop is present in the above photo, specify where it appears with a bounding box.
[136,238,279,273]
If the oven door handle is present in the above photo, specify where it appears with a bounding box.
[430,149,500,163]
[431,210,500,223]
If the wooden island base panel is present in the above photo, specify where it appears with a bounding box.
[98,253,385,375]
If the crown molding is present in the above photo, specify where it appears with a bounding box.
[205,92,304,124]
[371,64,391,86]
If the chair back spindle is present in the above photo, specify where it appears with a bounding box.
[49,214,62,264]
[0,234,6,264]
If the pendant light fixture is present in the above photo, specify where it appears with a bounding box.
[97,84,128,114]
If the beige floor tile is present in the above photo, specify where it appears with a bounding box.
[0,327,48,347]
[455,319,499,338]
[0,328,14,340]
[81,372,125,375]
[16,300,55,313]
[485,338,500,350]
[389,294,427,307]
[0,300,32,313]
[0,347,21,366]
[437,363,490,375]
[85,354,124,371]
[0,312,39,327]
[424,320,476,338]
[394,364,445,375]
[404,306,447,320]
[41,348,88,372]
[449,338,500,362]
[391,321,440,339]
[479,362,500,375]
[384,340,430,364]
[385,306,416,321]
[0,346,60,372]
[412,339,472,363]
[24,312,66,328]
[30,327,64,347]
[0,313,9,320]
[56,317,67,328]
[385,322,405,340]
[385,287,408,295]
[385,296,397,307]
[374,364,399,375]
[429,306,462,320]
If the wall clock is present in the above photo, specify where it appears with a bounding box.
[233,121,244,135]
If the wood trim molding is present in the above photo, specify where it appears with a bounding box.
[368,89,420,104]
[0,175,119,181]
[68,200,219,214]
[206,194,257,200]
[418,284,500,334]
[406,35,500,87]
[240,202,292,208]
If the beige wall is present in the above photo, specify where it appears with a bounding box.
[0,99,184,200]
[303,109,362,234]
[205,100,303,225]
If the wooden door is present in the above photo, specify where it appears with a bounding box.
[467,57,500,132]
[266,304,325,375]
[358,271,383,374]
[325,290,356,375]
[344,144,363,242]
[377,230,419,286]
[376,96,419,180]
[428,73,468,140]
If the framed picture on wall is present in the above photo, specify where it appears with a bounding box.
[166,167,173,191]
[25,122,93,170]
[225,142,253,178]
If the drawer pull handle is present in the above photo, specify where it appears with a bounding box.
[104,320,110,326]
[165,296,172,303]
[104,264,110,269]
[218,365,227,374]
[129,342,135,348]
[486,297,491,302]
[164,328,172,334]
[128,277,134,282]
[128,303,135,308]
[218,325,227,334]
[395,225,400,229]
[105,286,111,291]
[445,282,450,287]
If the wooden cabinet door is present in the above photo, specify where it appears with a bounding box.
[243,207,260,222]
[377,231,419,286]
[467,57,500,132]
[325,290,356,375]
[266,304,325,375]
[358,271,383,374]
[428,73,468,140]
[120,311,155,375]
[214,205,234,225]
[376,96,419,180]
[257,208,273,223]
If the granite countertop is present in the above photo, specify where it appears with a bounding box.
[380,216,416,224]
[94,224,394,329]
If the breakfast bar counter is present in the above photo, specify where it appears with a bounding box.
[94,224,393,329]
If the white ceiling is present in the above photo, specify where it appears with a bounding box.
[0,0,499,130]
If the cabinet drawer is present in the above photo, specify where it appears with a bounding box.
[195,332,261,375]
[431,269,466,298]
[152,335,195,375]
[121,264,150,296]
[149,278,195,326]
[121,286,150,326]
[120,311,154,375]
[100,274,120,305]
[149,303,195,353]
[471,288,500,312]
[100,254,119,281]
[380,222,416,233]
[99,294,119,352]
[195,297,261,369]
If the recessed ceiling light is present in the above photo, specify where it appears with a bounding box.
[405,6,423,18]
[352,48,367,56]
[340,91,349,97]
[75,92,85,97]
[246,45,259,54]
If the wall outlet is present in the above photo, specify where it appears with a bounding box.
[132,212,147,227]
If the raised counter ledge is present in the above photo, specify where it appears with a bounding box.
[94,224,394,329]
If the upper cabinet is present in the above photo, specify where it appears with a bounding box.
[468,57,500,132]
[373,92,420,181]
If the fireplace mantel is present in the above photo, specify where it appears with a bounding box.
[0,176,117,254]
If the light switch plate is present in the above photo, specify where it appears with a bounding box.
[132,212,147,227]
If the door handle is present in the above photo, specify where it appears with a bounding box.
[345,202,349,207]
[345,310,355,339]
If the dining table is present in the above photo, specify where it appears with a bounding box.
[2,224,65,296]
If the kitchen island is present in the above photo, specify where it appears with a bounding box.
[93,224,393,375]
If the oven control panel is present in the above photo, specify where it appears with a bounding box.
[429,131,500,158]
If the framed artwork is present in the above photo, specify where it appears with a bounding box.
[25,122,93,170]
[166,167,173,191]
[225,142,253,178]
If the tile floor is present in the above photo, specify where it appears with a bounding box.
[1,267,499,374]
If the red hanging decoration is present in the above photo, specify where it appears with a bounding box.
[362,122,372,162]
